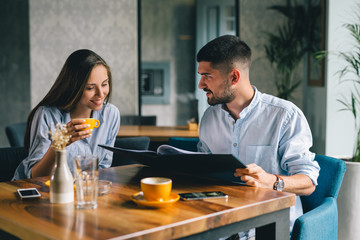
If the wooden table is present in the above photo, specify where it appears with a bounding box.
[117,125,199,141]
[0,165,295,240]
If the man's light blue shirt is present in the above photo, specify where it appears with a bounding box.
[198,87,320,232]
[13,103,120,180]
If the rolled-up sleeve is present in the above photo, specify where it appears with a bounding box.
[13,107,53,180]
[279,108,320,185]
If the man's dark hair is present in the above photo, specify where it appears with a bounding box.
[196,35,251,74]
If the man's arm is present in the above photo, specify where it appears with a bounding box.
[234,163,315,196]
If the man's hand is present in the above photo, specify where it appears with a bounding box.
[234,163,316,195]
[234,163,276,189]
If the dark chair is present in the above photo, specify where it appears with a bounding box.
[111,137,151,167]
[168,137,199,152]
[291,154,346,240]
[0,146,27,239]
[0,147,27,182]
[120,115,156,125]
[5,122,27,147]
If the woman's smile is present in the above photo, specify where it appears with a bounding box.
[90,99,104,106]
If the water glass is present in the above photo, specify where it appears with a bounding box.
[74,155,98,209]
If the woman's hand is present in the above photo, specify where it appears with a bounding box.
[66,119,93,145]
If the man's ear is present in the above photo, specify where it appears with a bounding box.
[230,69,241,85]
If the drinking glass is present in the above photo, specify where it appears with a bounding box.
[74,155,98,209]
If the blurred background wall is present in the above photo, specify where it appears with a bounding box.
[1,0,31,147]
[0,0,138,147]
[0,0,357,159]
[140,0,196,126]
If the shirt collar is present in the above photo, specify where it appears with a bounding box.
[239,86,260,119]
[63,109,71,124]
[92,105,106,123]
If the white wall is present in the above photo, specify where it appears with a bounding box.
[325,0,357,157]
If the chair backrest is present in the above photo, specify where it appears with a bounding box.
[5,122,27,147]
[300,154,346,213]
[111,137,151,167]
[120,115,156,126]
[168,137,199,152]
[0,147,27,182]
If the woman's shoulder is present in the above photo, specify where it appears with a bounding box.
[33,106,63,120]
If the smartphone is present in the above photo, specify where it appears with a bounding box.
[179,191,228,200]
[17,188,41,199]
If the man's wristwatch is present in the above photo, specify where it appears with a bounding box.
[273,174,284,191]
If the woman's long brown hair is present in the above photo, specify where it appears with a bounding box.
[24,49,112,151]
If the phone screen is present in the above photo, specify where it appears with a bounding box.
[179,191,228,200]
[17,188,41,199]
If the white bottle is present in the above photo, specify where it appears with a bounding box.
[50,149,74,203]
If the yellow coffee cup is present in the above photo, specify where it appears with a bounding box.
[78,118,100,131]
[141,177,172,202]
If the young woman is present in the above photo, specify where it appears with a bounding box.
[13,49,120,180]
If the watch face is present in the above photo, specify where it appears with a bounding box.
[277,180,285,191]
[274,175,285,191]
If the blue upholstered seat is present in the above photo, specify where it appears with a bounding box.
[291,154,346,240]
[5,122,27,147]
[168,137,199,152]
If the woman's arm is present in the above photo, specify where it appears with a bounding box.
[31,118,93,178]
[31,145,56,178]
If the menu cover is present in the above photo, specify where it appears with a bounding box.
[99,144,246,174]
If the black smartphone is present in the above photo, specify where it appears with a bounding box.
[17,188,41,199]
[179,191,228,200]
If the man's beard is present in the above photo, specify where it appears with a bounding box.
[206,82,235,106]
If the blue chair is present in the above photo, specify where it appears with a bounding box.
[5,122,27,147]
[291,154,346,240]
[168,137,199,152]
[111,137,151,167]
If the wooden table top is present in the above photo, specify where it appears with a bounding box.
[0,165,295,240]
[117,125,199,141]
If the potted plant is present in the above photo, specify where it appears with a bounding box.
[264,0,321,100]
[318,5,360,239]
[331,20,360,162]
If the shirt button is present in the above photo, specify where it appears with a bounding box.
[233,143,237,147]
